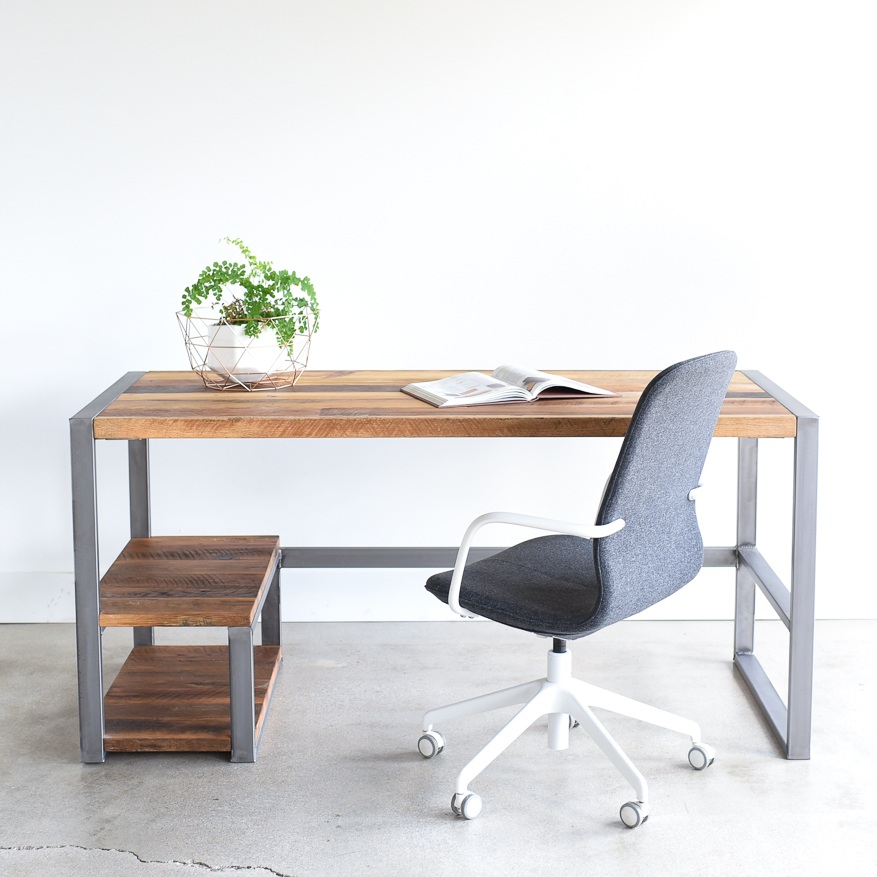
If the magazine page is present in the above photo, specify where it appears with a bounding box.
[491,365,617,398]
[401,372,527,407]
[491,365,558,395]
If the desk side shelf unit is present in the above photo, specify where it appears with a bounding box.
[98,535,283,762]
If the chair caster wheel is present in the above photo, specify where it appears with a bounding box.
[688,742,716,771]
[619,800,649,829]
[451,791,483,820]
[418,731,445,759]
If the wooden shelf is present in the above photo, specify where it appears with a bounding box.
[100,535,281,628]
[104,645,282,753]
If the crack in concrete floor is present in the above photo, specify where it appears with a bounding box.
[0,846,294,877]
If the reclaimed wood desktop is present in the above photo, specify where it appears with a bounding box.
[71,369,818,762]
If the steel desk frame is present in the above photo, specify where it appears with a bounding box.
[70,369,818,763]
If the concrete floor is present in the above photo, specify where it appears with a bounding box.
[1,619,875,876]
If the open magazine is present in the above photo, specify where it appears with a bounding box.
[400,365,618,408]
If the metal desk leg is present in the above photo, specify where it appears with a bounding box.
[71,372,146,764]
[735,372,819,759]
[229,626,257,763]
[260,557,282,647]
[128,439,155,647]
[734,438,758,657]
[70,417,105,763]
[787,413,818,759]
[733,438,790,747]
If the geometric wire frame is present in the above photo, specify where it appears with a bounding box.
[176,306,314,391]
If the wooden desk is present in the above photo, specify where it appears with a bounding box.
[71,369,817,762]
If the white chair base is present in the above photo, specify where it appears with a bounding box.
[419,647,714,828]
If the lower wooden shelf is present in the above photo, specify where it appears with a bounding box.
[103,645,282,753]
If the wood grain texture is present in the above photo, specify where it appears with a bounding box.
[99,536,280,627]
[92,369,797,440]
[103,645,281,752]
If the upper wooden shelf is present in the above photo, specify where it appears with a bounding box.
[91,369,798,441]
[99,535,280,628]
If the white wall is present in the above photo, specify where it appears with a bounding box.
[1,0,874,622]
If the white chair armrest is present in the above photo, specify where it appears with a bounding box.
[447,512,625,616]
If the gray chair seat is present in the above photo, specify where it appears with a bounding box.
[426,535,600,639]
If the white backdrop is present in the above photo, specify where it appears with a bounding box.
[1,0,874,621]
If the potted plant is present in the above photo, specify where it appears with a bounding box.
[177,237,319,390]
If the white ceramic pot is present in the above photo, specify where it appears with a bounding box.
[206,323,288,383]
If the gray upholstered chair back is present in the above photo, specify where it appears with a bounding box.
[588,351,737,632]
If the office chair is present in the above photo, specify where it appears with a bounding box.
[417,351,737,828]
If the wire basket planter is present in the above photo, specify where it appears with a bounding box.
[177,306,315,391]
